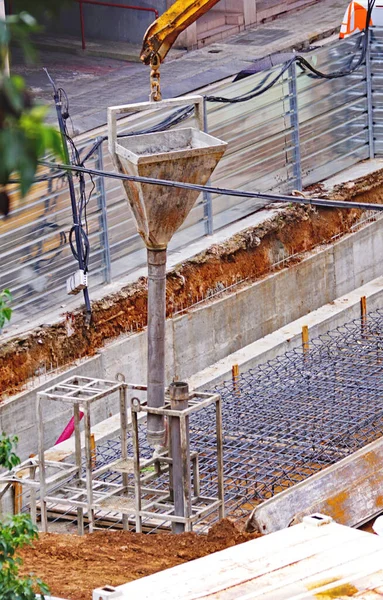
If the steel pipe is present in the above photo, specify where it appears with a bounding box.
[169,381,191,533]
[146,248,167,447]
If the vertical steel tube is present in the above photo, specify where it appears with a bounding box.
[366,30,375,159]
[202,96,214,236]
[95,137,112,284]
[73,403,84,534]
[288,61,302,192]
[147,248,166,447]
[79,1,86,50]
[83,405,95,533]
[169,382,191,534]
[36,394,48,533]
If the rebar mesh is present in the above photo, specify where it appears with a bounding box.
[23,308,383,533]
[209,308,383,518]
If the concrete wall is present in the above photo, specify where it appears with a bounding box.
[189,276,383,391]
[3,217,383,460]
[47,0,319,47]
[49,0,167,46]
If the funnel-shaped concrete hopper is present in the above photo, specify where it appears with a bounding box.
[107,97,227,449]
[113,127,226,250]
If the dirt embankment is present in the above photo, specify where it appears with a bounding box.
[1,179,383,397]
[19,519,261,600]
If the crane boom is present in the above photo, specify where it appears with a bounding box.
[140,0,222,65]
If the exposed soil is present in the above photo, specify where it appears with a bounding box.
[2,173,383,397]
[19,519,261,600]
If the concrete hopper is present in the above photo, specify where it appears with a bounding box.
[112,126,226,249]
[108,96,227,448]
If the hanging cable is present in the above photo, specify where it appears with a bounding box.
[44,68,92,322]
[205,58,295,103]
[295,0,376,79]
[39,159,383,214]
[206,0,376,103]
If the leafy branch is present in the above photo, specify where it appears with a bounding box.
[0,289,12,329]
[0,433,49,598]
[0,13,64,215]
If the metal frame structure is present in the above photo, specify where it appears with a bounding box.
[37,376,126,533]
[130,387,224,533]
[34,376,224,534]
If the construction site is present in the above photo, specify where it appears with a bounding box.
[4,0,383,598]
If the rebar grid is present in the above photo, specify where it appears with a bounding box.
[17,308,383,533]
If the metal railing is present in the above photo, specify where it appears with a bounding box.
[75,0,159,50]
[1,30,381,326]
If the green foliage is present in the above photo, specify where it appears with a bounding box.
[0,433,20,469]
[0,513,49,600]
[0,437,49,599]
[0,13,64,210]
[0,289,12,329]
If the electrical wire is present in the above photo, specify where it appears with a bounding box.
[205,58,295,103]
[40,159,383,213]
[206,0,376,104]
[295,0,376,79]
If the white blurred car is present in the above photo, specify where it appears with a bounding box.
[340,0,383,38]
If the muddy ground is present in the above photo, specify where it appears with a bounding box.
[19,519,261,600]
[2,172,383,397]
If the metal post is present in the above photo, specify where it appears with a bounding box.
[83,405,95,532]
[202,96,214,235]
[95,137,112,284]
[288,61,302,191]
[169,382,191,534]
[366,30,375,159]
[79,1,86,50]
[73,403,84,534]
[131,398,142,533]
[36,395,48,532]
[29,464,37,525]
[119,384,129,530]
[216,394,225,520]
[147,248,166,447]
[46,71,92,321]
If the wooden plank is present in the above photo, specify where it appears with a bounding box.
[113,521,382,600]
[247,435,383,534]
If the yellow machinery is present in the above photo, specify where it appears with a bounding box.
[140,0,222,100]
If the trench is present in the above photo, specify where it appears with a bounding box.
[1,178,383,399]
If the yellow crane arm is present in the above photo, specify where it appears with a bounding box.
[140,0,222,65]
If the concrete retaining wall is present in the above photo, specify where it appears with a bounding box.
[3,217,383,459]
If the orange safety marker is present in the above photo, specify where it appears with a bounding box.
[302,325,309,355]
[90,433,96,470]
[361,295,367,334]
[232,364,240,396]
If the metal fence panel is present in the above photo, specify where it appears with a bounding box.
[371,28,383,156]
[0,30,378,326]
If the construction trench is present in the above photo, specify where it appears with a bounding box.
[2,171,383,398]
[1,163,383,600]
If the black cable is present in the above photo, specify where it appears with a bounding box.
[295,0,376,80]
[40,159,383,214]
[205,58,295,103]
[206,0,376,104]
